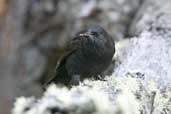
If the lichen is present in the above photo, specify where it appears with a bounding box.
[12,73,171,114]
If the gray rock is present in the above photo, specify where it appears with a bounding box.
[12,84,114,114]
[129,0,171,36]
[115,14,171,87]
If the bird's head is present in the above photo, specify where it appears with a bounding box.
[71,25,108,47]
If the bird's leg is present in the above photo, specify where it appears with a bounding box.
[95,75,107,81]
[70,75,80,85]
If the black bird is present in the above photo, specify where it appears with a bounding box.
[45,25,115,86]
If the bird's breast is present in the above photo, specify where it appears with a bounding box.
[66,39,114,76]
[78,44,112,75]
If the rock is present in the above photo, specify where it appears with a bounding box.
[12,74,171,114]
[115,13,171,86]
[12,84,114,114]
[129,0,171,36]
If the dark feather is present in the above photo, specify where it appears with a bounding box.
[43,49,75,87]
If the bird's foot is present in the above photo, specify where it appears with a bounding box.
[70,75,80,85]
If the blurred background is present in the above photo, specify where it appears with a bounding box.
[0,0,142,114]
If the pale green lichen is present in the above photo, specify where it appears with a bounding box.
[12,73,171,114]
[110,74,171,114]
[12,84,113,114]
[12,97,35,114]
[111,75,141,114]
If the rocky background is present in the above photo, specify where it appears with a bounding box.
[1,0,171,114]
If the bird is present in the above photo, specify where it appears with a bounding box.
[44,25,115,86]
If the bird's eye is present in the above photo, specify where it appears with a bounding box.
[91,32,98,36]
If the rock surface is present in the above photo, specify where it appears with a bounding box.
[129,0,171,36]
[12,74,171,114]
[12,84,114,114]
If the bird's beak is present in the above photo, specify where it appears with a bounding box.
[72,32,90,42]
[79,33,90,37]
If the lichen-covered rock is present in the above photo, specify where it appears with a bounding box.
[115,21,171,87]
[12,73,171,114]
[12,84,114,114]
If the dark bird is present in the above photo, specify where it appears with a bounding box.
[45,25,115,86]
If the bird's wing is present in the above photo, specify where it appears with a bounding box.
[55,50,75,71]
[43,49,76,88]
